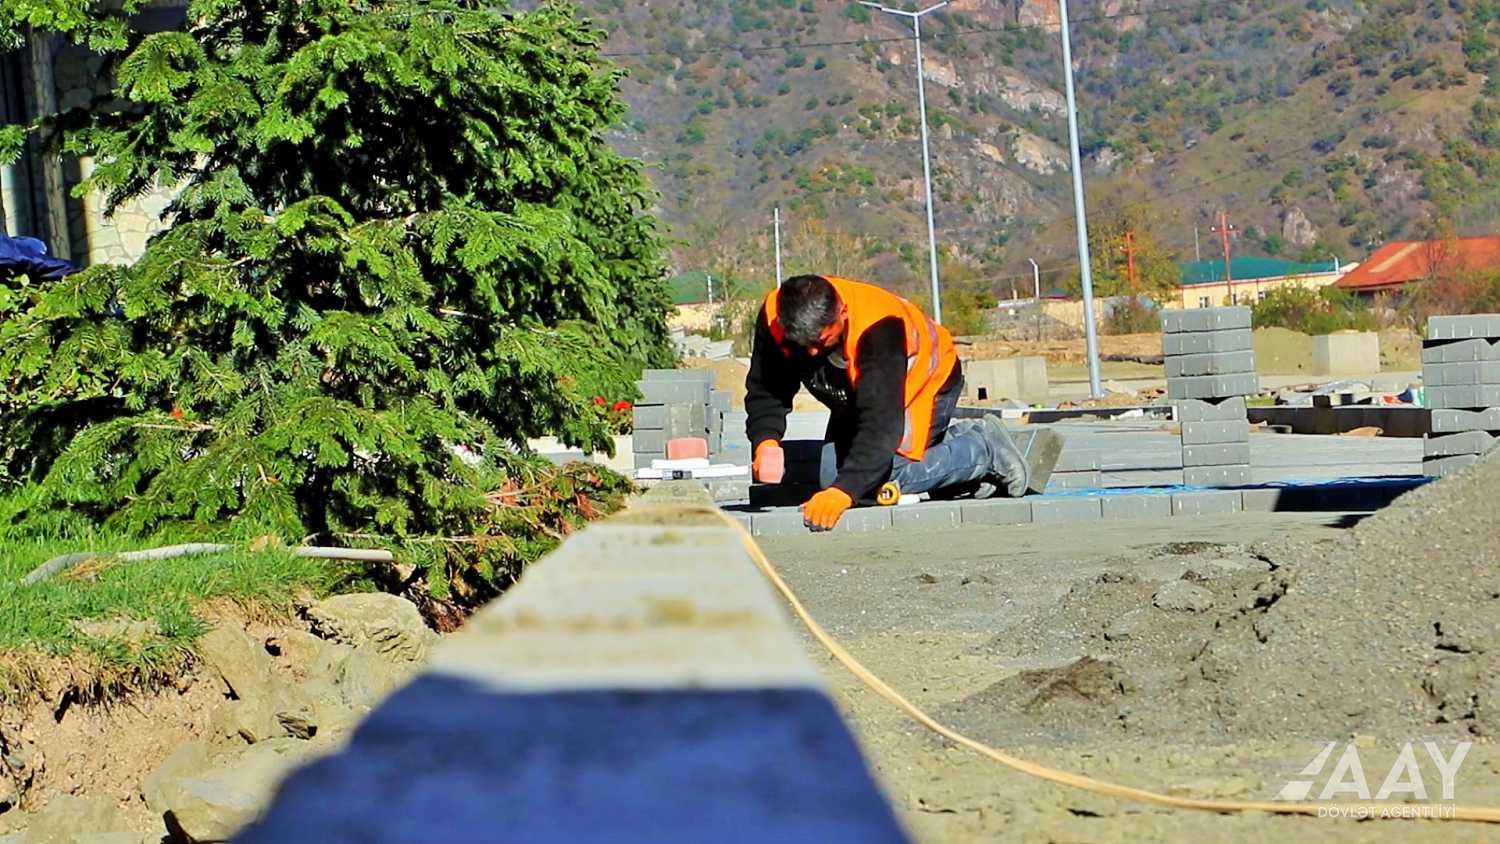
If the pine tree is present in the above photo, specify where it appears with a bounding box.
[0,0,671,568]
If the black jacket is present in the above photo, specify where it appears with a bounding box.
[744,306,907,500]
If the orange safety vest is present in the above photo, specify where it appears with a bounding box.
[764,276,957,461]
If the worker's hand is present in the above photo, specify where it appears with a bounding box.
[802,487,853,532]
[753,439,785,484]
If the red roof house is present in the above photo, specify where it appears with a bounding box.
[1335,236,1500,292]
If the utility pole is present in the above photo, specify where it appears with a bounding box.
[1058,0,1102,398]
[1193,225,1201,261]
[773,206,783,288]
[1028,257,1042,342]
[1121,230,1139,292]
[706,271,714,306]
[1210,210,1237,284]
[860,0,947,324]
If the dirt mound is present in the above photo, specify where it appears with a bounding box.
[1251,326,1315,375]
[957,452,1500,746]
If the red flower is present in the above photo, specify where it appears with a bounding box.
[593,395,606,406]
[611,400,631,412]
[170,406,184,419]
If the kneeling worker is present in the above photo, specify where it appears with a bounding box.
[746,274,1062,531]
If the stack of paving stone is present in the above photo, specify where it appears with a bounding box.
[1046,447,1102,491]
[1162,306,1258,486]
[634,369,750,503]
[1422,314,1500,478]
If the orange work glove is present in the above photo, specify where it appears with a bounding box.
[753,439,785,484]
[802,487,853,532]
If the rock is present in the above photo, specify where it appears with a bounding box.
[0,773,16,812]
[71,835,145,844]
[1153,580,1215,613]
[158,741,309,843]
[333,644,414,711]
[70,617,158,644]
[265,631,328,672]
[1281,206,1319,249]
[300,678,358,737]
[305,594,433,663]
[19,796,122,844]
[1010,131,1068,176]
[197,625,275,700]
[1104,609,1148,641]
[209,698,282,746]
[143,742,213,816]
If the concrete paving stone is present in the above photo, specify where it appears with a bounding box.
[1421,338,1500,363]
[1182,464,1253,486]
[633,404,667,429]
[1162,328,1253,356]
[1054,448,1101,471]
[1171,490,1242,517]
[1424,430,1497,457]
[633,452,665,469]
[708,430,722,453]
[634,430,667,453]
[1031,496,1103,523]
[1425,384,1500,409]
[890,502,962,530]
[727,511,754,531]
[961,498,1033,525]
[1167,372,1260,400]
[1240,488,1281,512]
[1180,420,1251,445]
[1427,314,1500,341]
[1102,493,1173,520]
[1424,453,1481,477]
[710,390,732,413]
[1047,471,1103,490]
[1430,408,1500,433]
[1161,306,1252,334]
[1172,396,1248,422]
[708,410,723,434]
[1423,361,1500,386]
[641,368,715,382]
[707,478,751,500]
[1164,350,1258,379]
[833,507,894,533]
[1181,442,1252,467]
[751,510,810,537]
[637,380,712,405]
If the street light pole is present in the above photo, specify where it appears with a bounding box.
[861,0,947,324]
[773,206,784,288]
[1028,257,1042,342]
[1057,0,1103,399]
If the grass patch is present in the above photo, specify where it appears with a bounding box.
[0,535,347,703]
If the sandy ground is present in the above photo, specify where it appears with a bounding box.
[760,507,1500,842]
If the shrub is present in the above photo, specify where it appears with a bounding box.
[1252,286,1378,335]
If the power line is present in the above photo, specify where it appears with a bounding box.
[600,0,1252,59]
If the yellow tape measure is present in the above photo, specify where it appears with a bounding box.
[875,481,901,506]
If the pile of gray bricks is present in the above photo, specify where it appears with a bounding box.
[1047,447,1101,490]
[634,369,751,503]
[1162,306,1258,487]
[1422,314,1500,477]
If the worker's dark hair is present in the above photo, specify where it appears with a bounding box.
[778,274,840,346]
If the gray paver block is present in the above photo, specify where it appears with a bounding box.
[633,451,665,469]
[1424,454,1481,477]
[632,402,708,437]
[1427,314,1500,341]
[1172,490,1242,516]
[633,404,667,429]
[1425,384,1500,409]
[1421,338,1500,363]
[1167,372,1260,400]
[1053,448,1101,472]
[1164,350,1258,378]
[1162,328,1253,356]
[1047,471,1103,490]
[728,511,754,531]
[641,368,715,382]
[1240,488,1281,512]
[1430,408,1500,433]
[1424,361,1500,386]
[637,380,712,405]
[1180,420,1251,445]
[1182,442,1252,467]
[1031,496,1103,523]
[710,390,732,413]
[633,430,667,453]
[1172,396,1248,422]
[1424,430,1497,457]
[751,510,809,537]
[834,507,894,533]
[890,502,962,530]
[1182,464,1253,486]
[961,498,1033,525]
[1162,306,1252,334]
[707,478,750,502]
[1102,493,1173,520]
